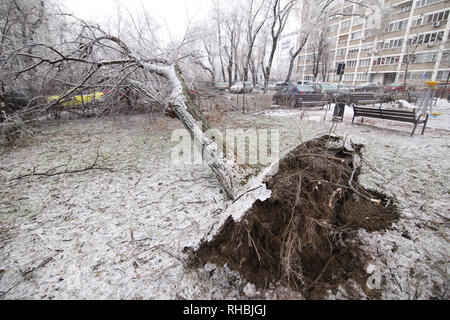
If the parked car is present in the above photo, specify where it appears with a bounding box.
[229,82,253,93]
[275,81,293,88]
[384,82,406,93]
[267,82,278,90]
[273,84,315,106]
[353,83,382,92]
[48,89,104,106]
[318,83,353,95]
[215,82,230,91]
[1,89,35,112]
[254,83,264,90]
[306,83,323,94]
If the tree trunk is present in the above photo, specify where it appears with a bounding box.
[285,57,296,83]
[137,64,247,200]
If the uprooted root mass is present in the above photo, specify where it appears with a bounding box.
[187,135,398,299]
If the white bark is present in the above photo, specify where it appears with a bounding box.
[135,62,248,200]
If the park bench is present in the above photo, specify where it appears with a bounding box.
[352,106,429,136]
[294,94,329,109]
[349,93,382,107]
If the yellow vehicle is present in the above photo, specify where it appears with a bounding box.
[48,89,104,107]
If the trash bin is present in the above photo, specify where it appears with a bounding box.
[332,95,346,121]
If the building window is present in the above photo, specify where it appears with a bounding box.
[436,70,450,81]
[373,56,400,65]
[348,47,359,54]
[381,38,403,49]
[418,10,450,26]
[410,52,438,63]
[341,20,351,29]
[338,34,349,43]
[336,48,346,56]
[402,71,433,80]
[343,74,354,81]
[384,19,408,33]
[346,60,357,67]
[397,3,412,14]
[407,31,444,45]
[352,16,364,26]
[415,0,445,9]
[359,58,371,66]
[356,73,368,81]
[350,30,362,40]
[441,50,450,62]
[412,17,422,27]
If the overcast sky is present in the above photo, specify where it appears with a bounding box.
[62,0,212,42]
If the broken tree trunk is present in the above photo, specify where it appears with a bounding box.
[136,62,248,200]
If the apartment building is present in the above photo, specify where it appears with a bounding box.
[273,30,300,79]
[295,0,450,86]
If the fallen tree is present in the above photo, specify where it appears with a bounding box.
[1,17,255,199]
[2,11,399,298]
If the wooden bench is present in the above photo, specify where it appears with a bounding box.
[352,106,429,136]
[349,93,382,107]
[294,94,329,109]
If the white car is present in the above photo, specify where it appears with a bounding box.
[229,82,253,93]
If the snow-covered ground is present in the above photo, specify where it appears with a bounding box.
[0,100,449,300]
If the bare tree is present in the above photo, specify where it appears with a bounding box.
[285,34,308,82]
[400,35,421,96]
[242,0,270,85]
[1,8,257,199]
[311,21,330,82]
[260,0,296,92]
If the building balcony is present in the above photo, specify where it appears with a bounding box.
[377,48,403,56]
[345,67,356,73]
[409,24,446,35]
[371,65,399,72]
[408,62,437,70]
[413,1,450,16]
[392,11,411,21]
[413,42,442,53]
[380,29,406,40]
[357,66,370,72]
[359,51,372,58]
[348,39,361,46]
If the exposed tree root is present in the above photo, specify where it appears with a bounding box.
[186,135,399,299]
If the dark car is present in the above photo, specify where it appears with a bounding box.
[353,83,382,92]
[306,83,323,94]
[384,82,405,93]
[273,84,315,106]
[1,89,35,112]
[275,81,293,88]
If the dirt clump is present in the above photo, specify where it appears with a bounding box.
[187,135,398,299]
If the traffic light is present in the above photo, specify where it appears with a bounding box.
[336,62,346,75]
